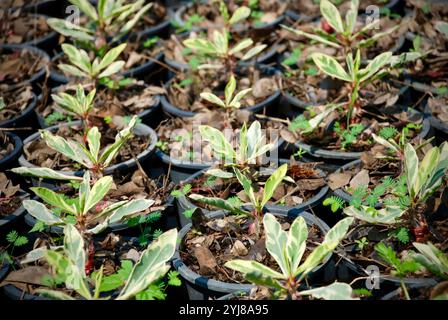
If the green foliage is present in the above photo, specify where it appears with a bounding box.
[45,112,71,126]
[47,0,152,43]
[171,184,192,198]
[412,242,448,280]
[389,227,410,244]
[282,47,302,66]
[37,226,178,300]
[6,230,28,247]
[143,36,160,49]
[323,196,345,212]
[333,122,364,149]
[51,84,95,121]
[355,237,368,250]
[375,242,421,277]
[379,127,398,140]
[225,214,356,299]
[200,75,252,109]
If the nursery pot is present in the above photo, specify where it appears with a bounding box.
[0,190,29,232]
[0,91,39,138]
[0,44,50,93]
[0,132,23,169]
[424,100,448,134]
[175,159,329,228]
[288,107,431,172]
[7,14,59,54]
[173,209,331,300]
[380,278,439,300]
[18,120,158,182]
[155,137,284,184]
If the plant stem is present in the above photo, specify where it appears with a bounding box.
[401,279,410,300]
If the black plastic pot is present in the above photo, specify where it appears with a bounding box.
[0,92,39,138]
[0,44,50,92]
[0,132,23,169]
[424,100,448,134]
[380,279,438,300]
[175,159,329,227]
[6,14,59,54]
[18,120,158,180]
[287,107,431,171]
[0,190,28,233]
[173,209,331,300]
[173,2,284,34]
[14,0,62,17]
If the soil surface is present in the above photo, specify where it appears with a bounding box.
[0,85,33,122]
[0,10,52,45]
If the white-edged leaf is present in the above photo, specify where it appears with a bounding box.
[23,200,63,225]
[311,53,351,82]
[224,259,285,279]
[320,0,344,33]
[300,282,358,300]
[263,213,290,276]
[11,167,82,181]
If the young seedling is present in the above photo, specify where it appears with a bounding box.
[21,170,155,237]
[198,121,276,178]
[32,225,177,300]
[51,84,96,128]
[58,43,127,86]
[200,75,252,110]
[47,0,152,46]
[190,164,288,221]
[224,214,356,299]
[182,4,266,71]
[311,49,393,126]
[282,0,398,53]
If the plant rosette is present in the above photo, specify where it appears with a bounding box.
[0,173,29,230]
[36,82,163,128]
[163,31,279,72]
[23,169,172,237]
[161,66,280,116]
[173,209,331,296]
[0,44,49,90]
[156,114,284,172]
[18,119,157,177]
[50,37,165,84]
[175,159,329,217]
[173,0,286,33]
[0,10,58,52]
[0,227,178,300]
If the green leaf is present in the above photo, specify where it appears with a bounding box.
[117,228,178,300]
[415,146,440,197]
[261,164,288,208]
[64,224,86,277]
[199,125,235,162]
[435,21,448,39]
[98,61,125,78]
[23,200,63,225]
[345,0,358,34]
[69,0,98,21]
[108,199,154,224]
[200,92,226,108]
[404,143,419,199]
[83,176,113,214]
[234,168,257,207]
[98,260,133,292]
[167,270,182,286]
[96,43,127,73]
[61,44,91,74]
[263,213,289,276]
[241,44,267,61]
[11,167,83,181]
[119,2,152,36]
[281,25,341,49]
[230,88,252,109]
[189,194,249,216]
[358,51,392,82]
[41,130,92,168]
[229,39,253,55]
[213,30,228,54]
[224,259,285,279]
[205,168,234,179]
[344,205,405,224]
[225,75,236,105]
[300,282,358,300]
[30,187,77,215]
[47,18,94,41]
[58,64,88,78]
[183,38,217,55]
[87,127,101,162]
[229,6,251,25]
[320,0,344,33]
[287,216,308,273]
[311,53,351,82]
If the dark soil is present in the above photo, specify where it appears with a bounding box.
[0,85,33,122]
[0,47,47,86]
